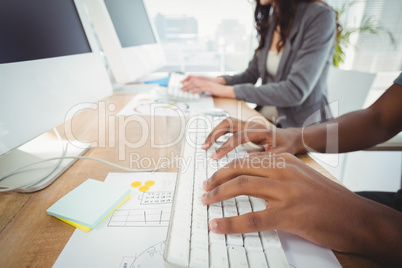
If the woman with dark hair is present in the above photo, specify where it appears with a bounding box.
[181,0,338,128]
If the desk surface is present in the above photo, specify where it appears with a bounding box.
[0,94,382,267]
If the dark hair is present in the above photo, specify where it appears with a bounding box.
[254,0,339,54]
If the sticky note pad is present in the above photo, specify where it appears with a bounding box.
[47,179,130,231]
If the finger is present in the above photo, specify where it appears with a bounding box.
[202,120,232,150]
[212,132,246,159]
[202,117,239,150]
[181,81,196,91]
[181,75,193,82]
[204,155,286,191]
[202,175,278,205]
[191,87,204,94]
[209,210,277,234]
[246,148,285,157]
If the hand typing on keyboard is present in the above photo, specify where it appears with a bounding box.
[165,114,402,267]
[201,116,402,266]
[167,72,200,101]
[202,117,299,160]
[181,75,236,98]
[201,152,384,261]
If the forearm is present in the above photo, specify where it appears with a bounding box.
[352,198,402,265]
[294,83,402,154]
[296,109,381,153]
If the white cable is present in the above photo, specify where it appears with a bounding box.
[0,129,68,192]
[0,130,177,192]
[0,155,177,192]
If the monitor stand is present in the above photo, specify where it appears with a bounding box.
[0,134,89,193]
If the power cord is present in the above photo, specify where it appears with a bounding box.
[0,129,176,192]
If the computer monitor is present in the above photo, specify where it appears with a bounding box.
[83,0,166,86]
[0,0,113,192]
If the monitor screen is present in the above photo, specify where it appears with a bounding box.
[0,0,91,64]
[104,0,157,48]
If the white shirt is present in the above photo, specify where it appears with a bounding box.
[266,50,283,79]
[262,50,283,124]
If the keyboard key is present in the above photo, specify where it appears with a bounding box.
[227,245,248,268]
[209,201,222,208]
[208,205,223,219]
[244,231,260,237]
[223,205,238,217]
[191,232,209,250]
[190,247,209,268]
[192,218,208,234]
[223,198,236,206]
[260,230,282,249]
[226,233,243,246]
[209,244,229,268]
[250,197,266,212]
[209,231,226,245]
[244,236,263,252]
[247,251,269,268]
[235,195,250,203]
[193,205,208,220]
[265,247,289,268]
[237,201,252,215]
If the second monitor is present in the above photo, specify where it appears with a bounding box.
[84,0,166,86]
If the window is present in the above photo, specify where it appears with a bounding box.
[327,0,402,72]
[146,0,401,74]
[144,0,255,73]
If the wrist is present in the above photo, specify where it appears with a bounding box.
[222,86,235,98]
[216,76,227,85]
[288,128,306,154]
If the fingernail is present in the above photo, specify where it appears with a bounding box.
[202,143,207,149]
[202,192,208,201]
[203,180,208,189]
[244,153,249,158]
[211,153,218,159]
[209,220,218,232]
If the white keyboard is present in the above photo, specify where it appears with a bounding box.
[167,72,200,101]
[164,114,289,268]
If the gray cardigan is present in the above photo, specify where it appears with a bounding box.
[222,2,336,128]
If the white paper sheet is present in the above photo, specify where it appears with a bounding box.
[117,92,215,117]
[54,172,176,268]
[54,172,341,268]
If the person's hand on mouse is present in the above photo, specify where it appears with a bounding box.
[202,117,302,159]
[202,153,402,264]
[181,75,235,98]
